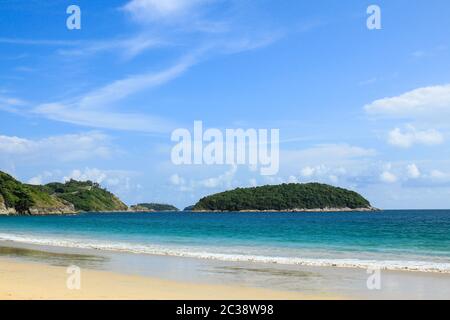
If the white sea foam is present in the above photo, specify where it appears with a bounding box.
[1,233,450,273]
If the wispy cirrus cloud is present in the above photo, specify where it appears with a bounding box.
[0,95,27,107]
[3,34,279,133]
[122,0,212,23]
[0,94,28,113]
[34,103,176,133]
[78,55,195,109]
[0,36,163,61]
[57,35,165,60]
[32,34,280,133]
[32,53,198,133]
[0,37,80,46]
[2,0,283,133]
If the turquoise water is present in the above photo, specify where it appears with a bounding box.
[0,210,449,272]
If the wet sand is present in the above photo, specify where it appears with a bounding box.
[0,241,449,300]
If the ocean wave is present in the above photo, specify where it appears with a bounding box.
[1,233,450,273]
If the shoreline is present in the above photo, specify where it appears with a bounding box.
[192,207,380,213]
[1,208,380,216]
[1,236,449,274]
[0,257,330,300]
[0,246,450,300]
[1,241,450,300]
[0,210,179,216]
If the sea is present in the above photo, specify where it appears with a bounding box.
[0,210,449,273]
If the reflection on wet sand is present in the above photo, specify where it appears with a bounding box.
[216,266,318,278]
[0,246,108,269]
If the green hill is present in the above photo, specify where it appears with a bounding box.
[192,183,374,212]
[0,171,74,214]
[0,171,128,214]
[44,180,128,212]
[130,203,179,212]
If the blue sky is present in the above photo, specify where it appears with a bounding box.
[1,0,450,209]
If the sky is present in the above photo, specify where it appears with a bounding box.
[1,0,450,209]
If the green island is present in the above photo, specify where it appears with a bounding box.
[130,203,179,212]
[192,183,376,212]
[0,171,127,214]
[0,170,180,215]
[1,170,376,215]
[42,180,128,212]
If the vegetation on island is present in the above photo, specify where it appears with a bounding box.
[43,180,128,212]
[1,170,375,215]
[0,171,73,214]
[0,171,36,213]
[192,183,373,212]
[130,203,179,212]
[0,171,127,214]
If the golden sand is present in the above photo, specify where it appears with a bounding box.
[0,258,337,300]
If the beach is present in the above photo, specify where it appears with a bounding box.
[0,257,320,300]
[0,211,450,300]
[1,241,450,300]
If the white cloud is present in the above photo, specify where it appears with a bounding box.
[287,176,299,183]
[198,165,237,189]
[25,168,138,199]
[64,168,107,184]
[429,170,450,182]
[62,168,139,192]
[407,164,421,179]
[380,171,398,184]
[249,178,258,187]
[299,165,346,184]
[169,165,238,192]
[364,84,450,119]
[404,168,450,186]
[300,166,316,177]
[27,171,56,185]
[277,144,376,188]
[170,173,185,186]
[28,176,43,185]
[283,144,376,165]
[329,175,339,184]
[388,126,444,148]
[123,0,208,23]
[0,132,112,163]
